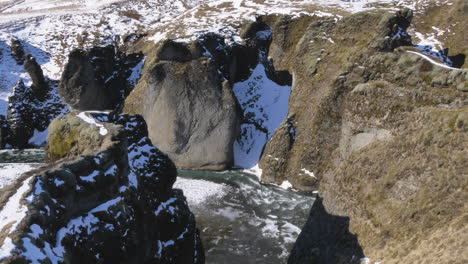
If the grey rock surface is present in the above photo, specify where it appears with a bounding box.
[126,56,239,170]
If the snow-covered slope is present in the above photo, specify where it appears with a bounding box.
[0,0,460,128]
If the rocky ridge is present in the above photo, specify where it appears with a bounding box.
[0,112,204,263]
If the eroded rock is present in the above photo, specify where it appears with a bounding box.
[0,112,204,263]
[59,45,143,111]
[125,55,239,170]
[23,54,49,98]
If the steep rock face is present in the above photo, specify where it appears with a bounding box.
[124,39,240,170]
[58,46,143,111]
[0,112,204,263]
[265,9,468,264]
[258,9,462,190]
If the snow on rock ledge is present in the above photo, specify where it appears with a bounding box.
[0,113,204,264]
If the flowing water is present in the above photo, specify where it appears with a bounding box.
[0,149,45,188]
[0,150,315,264]
[175,170,315,264]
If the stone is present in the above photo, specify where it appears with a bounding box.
[124,57,240,170]
[23,54,49,98]
[10,37,25,65]
[157,39,193,62]
[7,80,35,148]
[59,45,143,111]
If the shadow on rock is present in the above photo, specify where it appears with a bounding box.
[288,196,364,264]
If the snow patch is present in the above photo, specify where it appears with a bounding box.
[0,163,38,188]
[301,168,317,179]
[0,177,34,259]
[406,51,461,71]
[233,63,291,172]
[28,128,49,146]
[279,180,293,190]
[174,178,227,205]
[77,112,108,136]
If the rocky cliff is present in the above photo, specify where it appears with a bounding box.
[0,112,204,263]
[58,46,143,111]
[253,8,467,264]
[5,59,66,149]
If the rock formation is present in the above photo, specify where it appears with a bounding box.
[10,37,25,65]
[23,54,49,99]
[256,9,468,264]
[58,45,143,111]
[124,39,240,170]
[0,112,204,263]
[7,76,66,148]
[0,115,7,148]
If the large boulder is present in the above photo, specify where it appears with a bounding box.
[0,112,204,263]
[124,43,240,170]
[58,45,143,111]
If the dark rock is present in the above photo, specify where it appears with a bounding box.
[0,112,204,263]
[59,45,143,111]
[0,115,8,148]
[370,8,413,51]
[288,196,364,264]
[157,39,193,62]
[6,77,67,149]
[7,80,35,148]
[10,37,25,65]
[24,54,49,98]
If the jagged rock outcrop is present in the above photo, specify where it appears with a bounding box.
[58,45,143,111]
[7,77,66,148]
[10,37,24,65]
[259,9,467,190]
[254,9,468,264]
[124,38,241,170]
[23,54,49,98]
[0,112,204,263]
